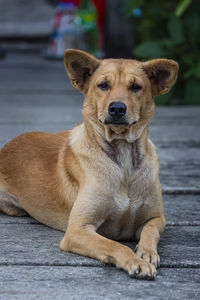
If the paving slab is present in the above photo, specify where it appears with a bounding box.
[0,223,199,268]
[0,266,199,300]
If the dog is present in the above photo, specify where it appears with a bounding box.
[0,49,178,280]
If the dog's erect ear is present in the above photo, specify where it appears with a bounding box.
[64,49,100,93]
[142,59,178,96]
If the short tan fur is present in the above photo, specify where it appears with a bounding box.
[0,50,178,280]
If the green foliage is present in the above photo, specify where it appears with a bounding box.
[168,15,183,44]
[125,0,200,105]
[175,0,192,16]
[185,79,200,105]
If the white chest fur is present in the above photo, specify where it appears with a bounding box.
[98,139,157,240]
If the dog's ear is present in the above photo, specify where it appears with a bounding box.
[142,59,178,96]
[64,49,100,93]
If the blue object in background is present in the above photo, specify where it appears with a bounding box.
[132,8,142,17]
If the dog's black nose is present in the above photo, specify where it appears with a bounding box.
[108,102,127,120]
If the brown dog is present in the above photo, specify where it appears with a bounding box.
[0,50,178,280]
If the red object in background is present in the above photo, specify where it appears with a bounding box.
[61,0,106,51]
[60,0,106,24]
[92,0,105,28]
[92,0,106,51]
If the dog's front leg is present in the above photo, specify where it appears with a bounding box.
[60,186,156,280]
[135,215,166,268]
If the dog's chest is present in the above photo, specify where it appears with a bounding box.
[99,142,150,240]
[99,189,144,241]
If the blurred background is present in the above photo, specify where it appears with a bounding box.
[0,0,200,105]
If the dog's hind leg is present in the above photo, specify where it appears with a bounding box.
[0,188,27,217]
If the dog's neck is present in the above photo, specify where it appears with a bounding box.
[83,117,149,169]
[100,139,141,169]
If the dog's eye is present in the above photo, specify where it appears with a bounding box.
[130,83,142,92]
[98,82,109,91]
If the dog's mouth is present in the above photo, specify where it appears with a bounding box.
[98,117,139,142]
[103,120,129,126]
[98,118,138,127]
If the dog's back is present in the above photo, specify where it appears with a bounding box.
[0,131,78,230]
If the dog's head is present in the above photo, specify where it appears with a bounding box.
[64,49,178,142]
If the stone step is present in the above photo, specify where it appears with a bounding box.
[0,266,199,300]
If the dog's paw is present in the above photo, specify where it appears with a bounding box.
[121,257,156,280]
[135,245,160,269]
